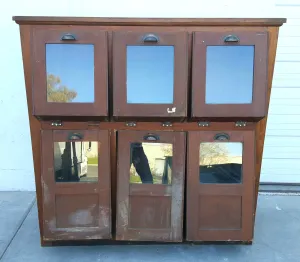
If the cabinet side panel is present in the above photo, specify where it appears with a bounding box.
[19,25,44,244]
[255,27,279,220]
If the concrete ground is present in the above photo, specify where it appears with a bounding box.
[0,192,299,262]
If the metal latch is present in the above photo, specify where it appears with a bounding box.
[51,120,62,126]
[162,122,172,127]
[235,121,247,127]
[198,121,210,127]
[125,122,137,127]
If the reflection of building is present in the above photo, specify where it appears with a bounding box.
[53,142,97,177]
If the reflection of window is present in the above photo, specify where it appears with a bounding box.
[199,142,243,184]
[129,142,173,184]
[54,141,98,183]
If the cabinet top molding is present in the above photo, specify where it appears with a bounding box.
[12,16,286,26]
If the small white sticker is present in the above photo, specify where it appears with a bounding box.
[167,107,176,113]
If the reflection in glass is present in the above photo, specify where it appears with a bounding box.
[46,44,94,103]
[205,46,254,104]
[126,46,174,104]
[54,141,98,182]
[129,142,172,184]
[199,142,243,184]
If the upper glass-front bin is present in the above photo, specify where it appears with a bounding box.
[32,28,108,117]
[113,31,188,118]
[192,31,268,119]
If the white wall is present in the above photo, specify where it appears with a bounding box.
[0,0,296,190]
[261,0,300,183]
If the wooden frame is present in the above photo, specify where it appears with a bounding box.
[186,130,255,241]
[116,130,186,241]
[13,16,285,245]
[32,27,108,117]
[192,31,268,119]
[41,129,111,240]
[113,31,188,118]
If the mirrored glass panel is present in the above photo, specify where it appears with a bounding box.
[129,142,173,184]
[46,44,94,103]
[205,46,254,104]
[126,46,174,104]
[199,142,243,184]
[54,141,98,182]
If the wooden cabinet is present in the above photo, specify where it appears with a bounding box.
[13,16,285,245]
[113,32,188,119]
[41,129,111,240]
[192,31,268,119]
[116,130,186,241]
[186,130,255,241]
[32,27,108,117]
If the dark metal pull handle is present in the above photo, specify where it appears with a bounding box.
[61,33,77,41]
[214,133,230,141]
[142,34,159,43]
[224,35,240,43]
[143,133,160,141]
[68,132,83,140]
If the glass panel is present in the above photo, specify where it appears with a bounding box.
[54,141,98,182]
[130,142,173,184]
[46,44,94,103]
[199,142,243,184]
[126,46,174,104]
[205,46,254,104]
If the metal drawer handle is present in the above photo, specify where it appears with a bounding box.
[61,33,77,41]
[224,34,239,43]
[214,133,230,141]
[143,133,160,141]
[143,34,159,43]
[68,132,83,140]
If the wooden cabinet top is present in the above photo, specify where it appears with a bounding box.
[13,16,286,26]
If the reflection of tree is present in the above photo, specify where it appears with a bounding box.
[200,143,229,166]
[47,74,77,102]
[161,144,173,157]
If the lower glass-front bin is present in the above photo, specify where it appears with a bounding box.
[116,130,186,242]
[41,129,111,240]
[186,130,255,241]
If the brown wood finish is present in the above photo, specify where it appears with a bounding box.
[19,25,45,245]
[40,121,256,131]
[110,129,117,238]
[32,27,108,117]
[254,27,279,223]
[192,31,268,118]
[116,130,186,241]
[41,129,111,240]
[13,17,286,26]
[186,130,255,241]
[113,31,188,118]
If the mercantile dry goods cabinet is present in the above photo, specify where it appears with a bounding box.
[13,16,286,245]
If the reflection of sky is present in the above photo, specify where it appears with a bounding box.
[201,142,243,156]
[206,46,254,104]
[127,46,174,104]
[46,44,94,103]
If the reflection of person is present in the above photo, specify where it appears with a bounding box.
[130,143,153,184]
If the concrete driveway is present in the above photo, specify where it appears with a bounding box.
[0,192,299,262]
